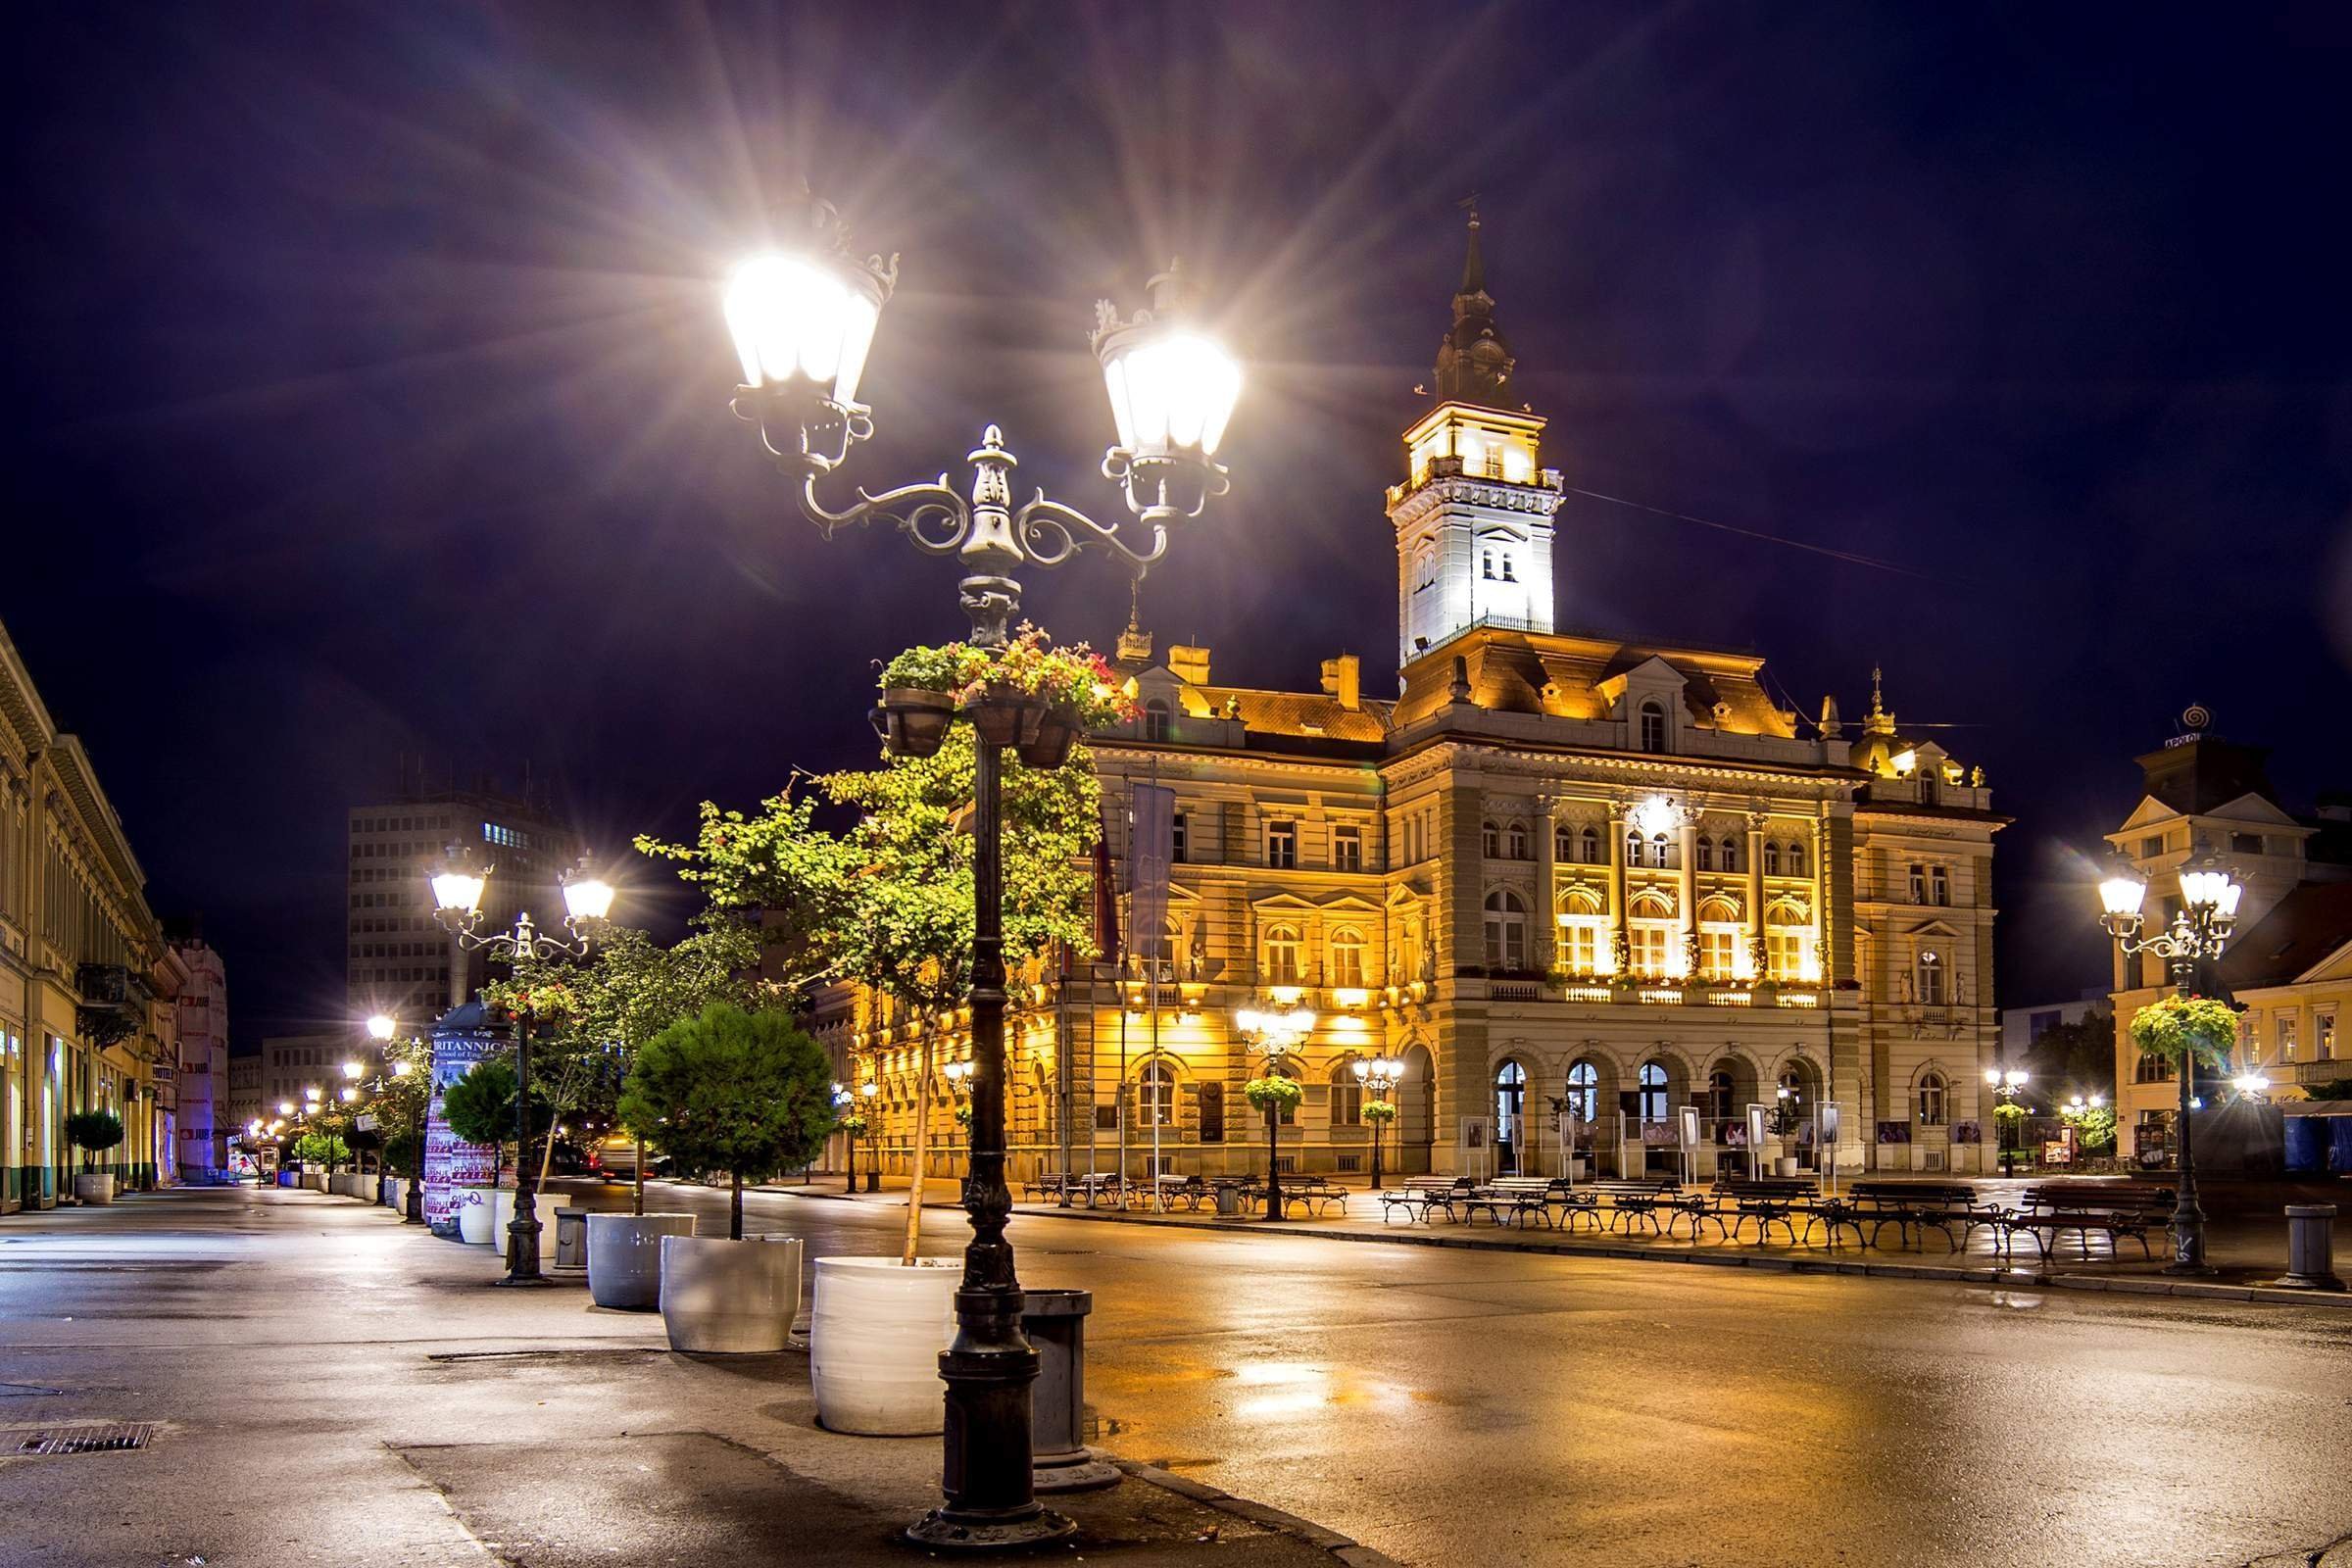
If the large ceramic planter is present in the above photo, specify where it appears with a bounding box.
[660,1235,805,1353]
[588,1212,697,1310]
[488,1189,560,1269]
[453,1186,496,1244]
[810,1255,960,1436]
[873,687,955,760]
[72,1173,115,1206]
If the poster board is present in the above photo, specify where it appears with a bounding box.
[1456,1115,1491,1181]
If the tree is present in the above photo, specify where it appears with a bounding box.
[292,1130,350,1167]
[441,1057,552,1181]
[638,715,1100,1259]
[483,919,770,1214]
[65,1109,123,1173]
[2026,1010,2118,1100]
[615,1003,836,1240]
[361,1037,433,1181]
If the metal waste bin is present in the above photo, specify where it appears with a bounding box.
[2276,1204,2344,1291]
[1021,1289,1119,1493]
[1213,1180,1243,1217]
[554,1207,590,1270]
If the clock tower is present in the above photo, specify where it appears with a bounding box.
[1386,206,1566,668]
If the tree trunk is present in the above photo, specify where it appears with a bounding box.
[537,1111,559,1189]
[730,1169,744,1241]
[633,1137,646,1217]
[902,1038,934,1266]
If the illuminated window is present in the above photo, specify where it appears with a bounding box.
[1330,1062,1364,1127]
[1558,921,1601,974]
[1917,1072,1947,1126]
[1915,950,1944,1005]
[1329,929,1368,988]
[1650,833,1672,869]
[1265,821,1297,869]
[1628,924,1672,977]
[1333,826,1362,873]
[2323,1014,2337,1060]
[1698,928,1737,979]
[1638,1061,1669,1122]
[1137,1061,1175,1127]
[1262,926,1302,985]
[1565,1059,1599,1123]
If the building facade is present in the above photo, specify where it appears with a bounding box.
[2106,722,2352,1145]
[1,616,179,1209]
[819,223,2006,1184]
[348,766,580,1025]
[227,1053,261,1149]
[169,920,229,1182]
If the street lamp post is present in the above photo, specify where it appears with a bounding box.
[428,847,614,1287]
[1235,1006,1314,1220]
[2097,841,2242,1275]
[722,201,1241,1551]
[1983,1067,2029,1178]
[1351,1054,1402,1193]
[367,1013,428,1224]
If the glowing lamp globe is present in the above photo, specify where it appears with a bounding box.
[2178,868,2232,913]
[2097,871,2147,921]
[562,865,616,924]
[724,253,885,408]
[366,1014,396,1042]
[431,858,486,917]
[342,1059,364,1081]
[1101,329,1242,459]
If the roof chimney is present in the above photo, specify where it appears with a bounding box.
[1320,655,1361,710]
[1167,644,1211,686]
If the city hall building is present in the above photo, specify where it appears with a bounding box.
[819,223,2004,1184]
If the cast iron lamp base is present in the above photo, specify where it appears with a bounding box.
[906,1505,1076,1550]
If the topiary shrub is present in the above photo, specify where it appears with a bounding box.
[65,1109,123,1172]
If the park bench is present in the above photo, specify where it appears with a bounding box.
[1381,1175,1474,1223]
[1844,1181,1990,1250]
[1460,1176,1563,1228]
[1144,1172,1209,1211]
[1590,1178,1696,1238]
[1709,1178,1820,1245]
[1272,1176,1348,1218]
[1999,1182,2176,1262]
[1022,1172,1068,1203]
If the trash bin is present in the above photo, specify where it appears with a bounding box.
[555,1207,590,1270]
[1213,1180,1243,1217]
[1021,1289,1119,1493]
[2276,1204,2344,1292]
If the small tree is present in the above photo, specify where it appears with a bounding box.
[618,1003,836,1240]
[65,1109,123,1174]
[292,1130,350,1168]
[361,1036,433,1181]
[442,1057,552,1184]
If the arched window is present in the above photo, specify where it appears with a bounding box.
[1638,1060,1669,1122]
[1763,841,1783,875]
[1329,928,1367,989]
[1262,925,1302,986]
[1705,1067,1736,1123]
[1639,700,1667,754]
[1579,825,1600,863]
[1697,837,1715,872]
[1138,1060,1176,1127]
[1565,1059,1599,1123]
[1143,699,1172,743]
[1916,1071,1946,1126]
[1718,835,1740,872]
[1626,828,1643,866]
[1483,889,1528,971]
[1650,833,1672,869]
[2133,1053,2175,1084]
[1482,820,1500,858]
[1788,840,1807,877]
[1330,1059,1364,1127]
[1555,821,1574,862]
[1494,1059,1528,1158]
[1915,949,1944,1005]
[1505,822,1528,859]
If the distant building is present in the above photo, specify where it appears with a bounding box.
[0,615,179,1210]
[258,1032,357,1114]
[226,1053,260,1143]
[167,919,229,1181]
[815,216,2006,1181]
[346,764,580,1027]
[2106,720,2352,1147]
[1999,991,2108,1060]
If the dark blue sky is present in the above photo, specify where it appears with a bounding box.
[5,3,2349,1045]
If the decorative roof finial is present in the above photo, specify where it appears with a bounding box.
[1864,665,1896,737]
[1115,572,1153,666]
[1433,197,1513,406]
[1458,192,1485,294]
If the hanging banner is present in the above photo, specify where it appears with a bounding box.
[1130,784,1176,964]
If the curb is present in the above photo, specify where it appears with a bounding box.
[1114,1456,1406,1568]
[966,1199,2352,1312]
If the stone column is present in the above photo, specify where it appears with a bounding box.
[1744,808,1768,980]
[1809,813,1829,983]
[1533,793,1556,972]
[1606,798,1630,976]
[1676,804,1700,980]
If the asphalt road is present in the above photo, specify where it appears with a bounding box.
[3,1179,2348,1568]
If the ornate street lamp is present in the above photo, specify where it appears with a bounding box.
[1351,1054,1403,1192]
[2096,840,2241,1274]
[429,846,615,1286]
[1983,1067,2029,1178]
[1235,1005,1314,1220]
[721,199,1241,1551]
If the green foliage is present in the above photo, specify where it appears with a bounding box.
[1362,1100,1397,1124]
[2025,1010,2117,1099]
[879,643,969,693]
[383,1129,423,1175]
[362,1037,432,1145]
[2128,995,2240,1066]
[1992,1102,2028,1123]
[441,1057,551,1152]
[2302,1077,2352,1102]
[65,1109,123,1163]
[2062,1102,2118,1153]
[1243,1075,1303,1113]
[837,1111,869,1139]
[953,1102,973,1129]
[881,628,1138,727]
[616,1004,836,1236]
[292,1130,350,1166]
[637,718,1100,1014]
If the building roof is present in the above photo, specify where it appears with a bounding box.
[2134,736,2279,817]
[2215,881,2352,990]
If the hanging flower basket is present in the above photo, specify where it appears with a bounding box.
[1019,708,1082,769]
[963,689,1047,750]
[2128,994,2240,1066]
[871,688,956,760]
[1242,1076,1302,1115]
[876,628,1137,761]
[1362,1100,1397,1125]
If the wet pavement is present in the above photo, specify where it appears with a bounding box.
[5,1179,2351,1568]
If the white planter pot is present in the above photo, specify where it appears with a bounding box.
[486,1189,562,1268]
[1776,1155,1800,1178]
[453,1187,496,1245]
[660,1235,804,1353]
[73,1173,116,1206]
[810,1255,960,1436]
[306,1171,329,1193]
[588,1212,697,1309]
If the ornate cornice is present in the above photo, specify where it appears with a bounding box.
[1387,473,1566,531]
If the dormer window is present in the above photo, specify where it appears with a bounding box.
[1638,700,1667,754]
[1143,699,1172,743]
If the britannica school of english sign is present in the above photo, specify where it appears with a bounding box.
[424,1004,506,1236]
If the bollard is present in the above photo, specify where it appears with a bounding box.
[554,1207,590,1270]
[2274,1204,2345,1292]
[1021,1289,1120,1493]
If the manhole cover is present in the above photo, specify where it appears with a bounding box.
[0,1422,157,1456]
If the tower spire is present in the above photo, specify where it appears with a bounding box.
[1864,664,1896,736]
[1434,196,1513,406]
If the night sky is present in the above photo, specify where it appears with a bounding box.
[6,4,2349,1049]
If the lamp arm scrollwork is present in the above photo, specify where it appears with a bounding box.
[798,469,972,552]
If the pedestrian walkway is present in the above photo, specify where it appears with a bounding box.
[0,1185,1394,1568]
